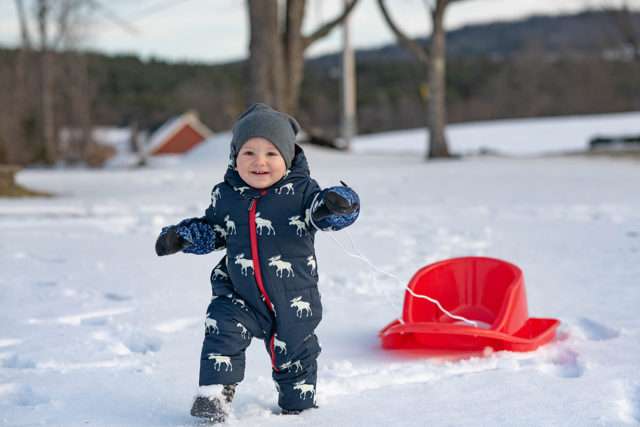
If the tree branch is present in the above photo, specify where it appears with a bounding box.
[303,0,361,49]
[377,0,429,64]
[14,0,32,50]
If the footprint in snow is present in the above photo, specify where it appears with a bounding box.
[32,281,57,287]
[119,331,163,354]
[13,252,66,264]
[103,293,131,302]
[577,317,620,341]
[1,353,36,369]
[92,330,163,355]
[539,347,585,379]
[0,383,49,406]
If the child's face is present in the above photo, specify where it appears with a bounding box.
[235,137,287,189]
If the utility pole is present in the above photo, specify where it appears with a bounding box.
[340,0,357,150]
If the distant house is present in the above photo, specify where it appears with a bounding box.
[146,110,213,155]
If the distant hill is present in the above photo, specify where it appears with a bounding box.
[302,10,639,136]
[309,10,640,67]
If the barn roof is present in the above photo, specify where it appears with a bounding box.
[146,110,213,155]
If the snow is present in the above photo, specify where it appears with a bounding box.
[2,112,640,425]
[353,110,640,156]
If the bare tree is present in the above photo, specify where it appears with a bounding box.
[377,0,457,159]
[4,0,103,165]
[600,0,640,64]
[36,0,57,163]
[246,0,360,114]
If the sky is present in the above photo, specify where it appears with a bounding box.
[0,0,635,64]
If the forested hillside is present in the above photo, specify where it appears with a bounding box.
[1,10,638,164]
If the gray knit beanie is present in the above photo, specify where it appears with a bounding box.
[230,103,300,169]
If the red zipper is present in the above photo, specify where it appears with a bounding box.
[248,190,280,372]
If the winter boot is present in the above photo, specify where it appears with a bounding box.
[190,384,236,423]
[281,405,318,415]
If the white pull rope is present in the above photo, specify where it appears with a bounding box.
[314,218,478,327]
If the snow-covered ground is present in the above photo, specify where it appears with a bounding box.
[2,112,640,426]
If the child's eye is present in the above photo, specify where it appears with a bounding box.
[243,151,254,156]
[267,152,278,157]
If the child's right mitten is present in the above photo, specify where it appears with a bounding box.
[155,226,193,256]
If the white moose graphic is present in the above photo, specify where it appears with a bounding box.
[280,359,303,373]
[255,212,275,236]
[236,323,251,340]
[275,183,294,195]
[234,254,254,276]
[207,353,232,371]
[212,267,228,281]
[293,380,315,400]
[205,314,219,334]
[213,224,228,239]
[210,187,221,209]
[224,215,236,235]
[288,215,306,237]
[307,255,316,275]
[290,296,312,318]
[232,297,249,311]
[233,186,249,194]
[273,335,287,354]
[268,255,294,278]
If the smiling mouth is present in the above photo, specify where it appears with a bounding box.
[252,171,268,175]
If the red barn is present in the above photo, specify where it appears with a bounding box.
[146,111,213,155]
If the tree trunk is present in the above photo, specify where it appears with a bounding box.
[245,0,359,115]
[246,0,285,111]
[426,0,450,158]
[37,0,57,164]
[282,0,306,115]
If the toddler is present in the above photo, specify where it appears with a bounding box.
[155,103,359,422]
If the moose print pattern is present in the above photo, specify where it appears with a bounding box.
[290,296,312,318]
[255,212,275,236]
[280,359,303,373]
[212,267,228,281]
[268,255,294,278]
[236,322,251,340]
[210,187,221,209]
[207,353,233,372]
[234,254,254,276]
[205,314,219,334]
[224,215,236,235]
[288,215,307,236]
[293,380,315,400]
[273,334,287,354]
[232,297,249,312]
[307,255,316,275]
[213,224,228,239]
[233,186,249,194]
[276,183,295,195]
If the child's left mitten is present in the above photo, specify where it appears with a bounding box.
[312,186,360,221]
[155,226,193,256]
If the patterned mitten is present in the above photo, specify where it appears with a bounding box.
[155,226,193,256]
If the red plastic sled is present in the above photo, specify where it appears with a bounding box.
[379,257,560,352]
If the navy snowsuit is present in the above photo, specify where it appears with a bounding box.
[166,146,358,411]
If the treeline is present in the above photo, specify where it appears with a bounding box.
[0,10,638,165]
